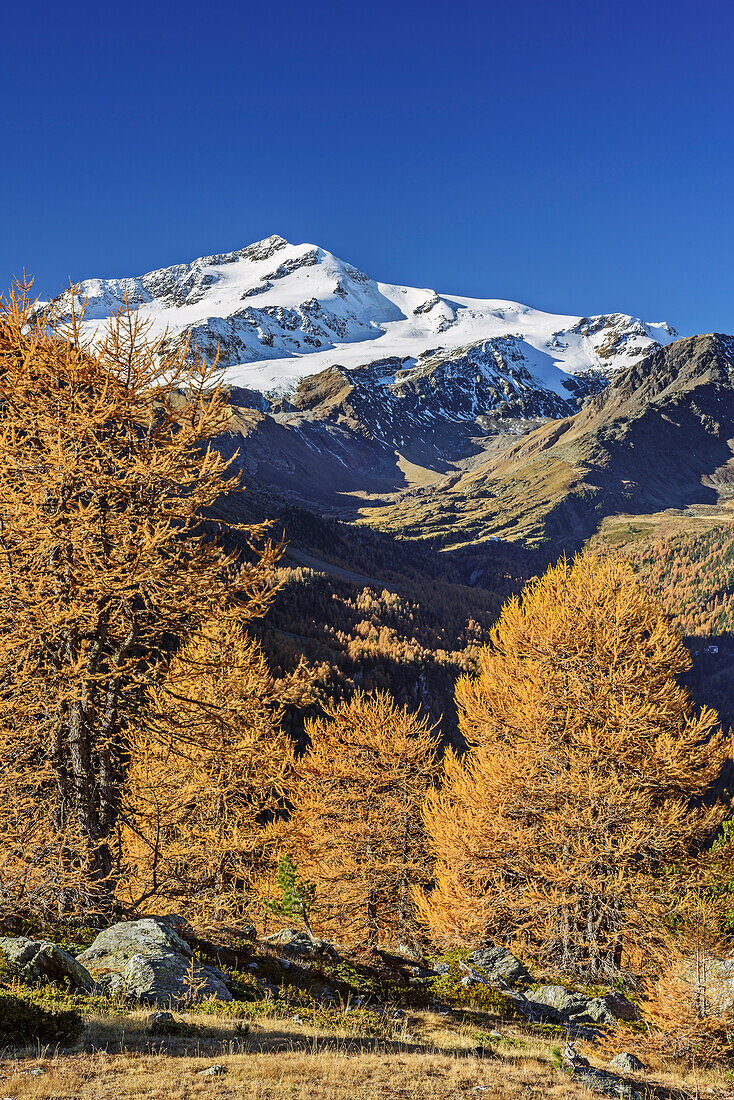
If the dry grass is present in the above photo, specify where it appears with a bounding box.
[0,1008,566,1099]
[0,1047,585,1100]
[591,500,734,549]
[2,1007,732,1100]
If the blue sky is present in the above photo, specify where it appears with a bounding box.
[1,0,732,334]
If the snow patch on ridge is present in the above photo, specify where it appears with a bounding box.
[48,235,679,403]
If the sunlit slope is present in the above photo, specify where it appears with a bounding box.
[363,333,734,551]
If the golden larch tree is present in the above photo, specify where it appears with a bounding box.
[122,620,295,928]
[643,889,733,1066]
[287,691,441,948]
[416,552,729,978]
[0,282,278,918]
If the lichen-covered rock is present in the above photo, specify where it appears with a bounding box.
[574,1066,643,1099]
[0,936,95,993]
[197,1064,227,1078]
[524,984,600,1023]
[122,952,231,1005]
[523,984,637,1026]
[263,929,338,958]
[609,1053,645,1073]
[78,918,193,966]
[77,918,231,1006]
[146,1010,186,1036]
[466,944,531,987]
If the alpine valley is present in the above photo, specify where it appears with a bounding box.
[46,236,734,737]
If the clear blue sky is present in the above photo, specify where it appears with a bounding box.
[2,0,732,335]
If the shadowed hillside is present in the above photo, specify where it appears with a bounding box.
[363,334,734,553]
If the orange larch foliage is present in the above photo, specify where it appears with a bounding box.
[286,691,441,948]
[416,553,729,979]
[0,283,278,918]
[643,890,733,1066]
[626,523,734,639]
[122,620,295,929]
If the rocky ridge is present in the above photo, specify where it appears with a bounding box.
[42,235,678,485]
[366,332,734,552]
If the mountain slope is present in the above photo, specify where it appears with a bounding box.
[45,235,679,510]
[366,333,734,551]
[51,235,676,403]
[39,242,734,738]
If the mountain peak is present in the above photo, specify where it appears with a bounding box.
[45,236,680,409]
[596,331,734,413]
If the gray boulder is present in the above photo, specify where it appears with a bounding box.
[197,1065,227,1078]
[524,984,598,1023]
[679,953,734,1014]
[146,1010,185,1036]
[466,944,531,987]
[148,1010,175,1026]
[263,928,338,958]
[77,918,232,1006]
[523,984,637,1026]
[78,918,191,964]
[0,935,95,993]
[609,1053,645,1073]
[574,1066,643,1099]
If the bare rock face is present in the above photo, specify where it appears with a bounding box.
[42,235,677,455]
[466,944,531,987]
[0,935,96,993]
[609,1053,645,1073]
[77,918,232,1006]
[679,952,734,1015]
[522,984,638,1027]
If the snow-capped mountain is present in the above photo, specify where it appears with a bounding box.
[51,234,677,411]
[46,235,681,511]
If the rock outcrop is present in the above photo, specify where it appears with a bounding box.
[0,935,96,993]
[522,984,638,1027]
[77,918,232,1006]
[263,928,339,958]
[466,944,531,987]
[455,941,639,1029]
[609,1053,645,1073]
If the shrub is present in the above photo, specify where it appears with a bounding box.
[0,990,83,1046]
[223,970,270,1002]
[427,953,521,1016]
[428,973,520,1015]
[0,948,20,984]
